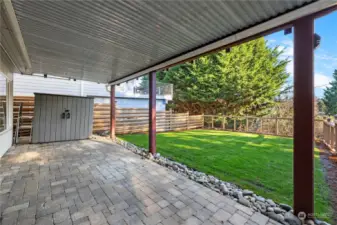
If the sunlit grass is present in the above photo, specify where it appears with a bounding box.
[119,129,332,222]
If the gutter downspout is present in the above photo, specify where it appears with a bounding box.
[2,0,32,74]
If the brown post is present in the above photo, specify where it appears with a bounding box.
[149,71,156,155]
[186,111,189,130]
[212,116,214,129]
[276,118,279,136]
[246,116,249,132]
[222,116,225,130]
[293,16,314,217]
[233,118,236,131]
[110,85,116,141]
[335,125,337,151]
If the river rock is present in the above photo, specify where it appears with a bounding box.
[256,196,265,202]
[267,207,274,212]
[266,212,285,223]
[242,189,254,196]
[220,183,228,194]
[315,220,331,225]
[266,199,276,207]
[279,203,292,212]
[196,176,207,183]
[238,196,250,207]
[284,212,301,225]
[273,207,285,214]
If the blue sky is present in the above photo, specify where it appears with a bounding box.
[265,11,337,98]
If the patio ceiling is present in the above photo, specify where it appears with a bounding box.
[5,0,337,84]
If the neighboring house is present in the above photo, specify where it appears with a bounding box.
[13,74,173,110]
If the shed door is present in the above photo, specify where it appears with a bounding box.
[32,94,93,143]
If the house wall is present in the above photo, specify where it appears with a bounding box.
[94,97,167,111]
[0,49,14,157]
[14,74,170,111]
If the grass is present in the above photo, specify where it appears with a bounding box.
[119,129,332,222]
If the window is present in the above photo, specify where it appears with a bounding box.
[0,73,7,132]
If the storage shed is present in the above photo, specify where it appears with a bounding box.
[32,93,94,143]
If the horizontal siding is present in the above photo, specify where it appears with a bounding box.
[14,74,81,96]
[14,75,172,102]
[83,81,109,97]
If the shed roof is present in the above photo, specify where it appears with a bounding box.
[5,0,337,84]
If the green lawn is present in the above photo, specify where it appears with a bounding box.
[119,129,332,222]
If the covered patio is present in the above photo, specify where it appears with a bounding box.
[0,140,275,225]
[1,0,337,224]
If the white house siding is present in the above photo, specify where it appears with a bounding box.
[0,49,14,157]
[14,74,81,96]
[14,74,171,111]
[94,97,167,111]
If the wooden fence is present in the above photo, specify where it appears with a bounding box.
[93,104,203,134]
[10,97,325,138]
[203,115,324,137]
[322,121,337,152]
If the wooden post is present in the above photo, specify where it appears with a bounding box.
[110,85,116,141]
[186,111,189,130]
[260,118,263,133]
[202,113,204,128]
[149,71,156,155]
[276,118,279,136]
[222,116,225,130]
[246,116,249,132]
[293,16,314,217]
[233,118,236,131]
[335,125,337,151]
[212,116,214,129]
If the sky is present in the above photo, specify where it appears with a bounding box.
[265,11,337,98]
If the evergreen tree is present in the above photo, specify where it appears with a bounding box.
[323,70,337,115]
[158,38,289,115]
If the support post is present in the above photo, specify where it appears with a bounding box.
[293,16,314,217]
[110,85,116,141]
[149,71,156,155]
[276,118,279,136]
[246,116,249,132]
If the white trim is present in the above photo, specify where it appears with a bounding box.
[109,0,337,85]
[0,125,13,136]
[2,0,32,73]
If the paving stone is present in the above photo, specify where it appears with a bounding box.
[159,207,175,218]
[53,208,70,224]
[183,216,202,225]
[235,203,254,216]
[36,216,53,225]
[141,213,163,225]
[17,218,36,225]
[51,180,67,187]
[143,203,161,216]
[0,140,277,225]
[177,206,195,220]
[194,208,213,222]
[212,209,231,223]
[89,212,107,225]
[173,200,185,209]
[206,203,218,213]
[106,210,129,224]
[3,202,29,214]
[161,217,179,225]
[157,200,170,208]
[229,213,249,225]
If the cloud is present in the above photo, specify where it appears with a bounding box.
[286,60,293,76]
[314,73,332,88]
